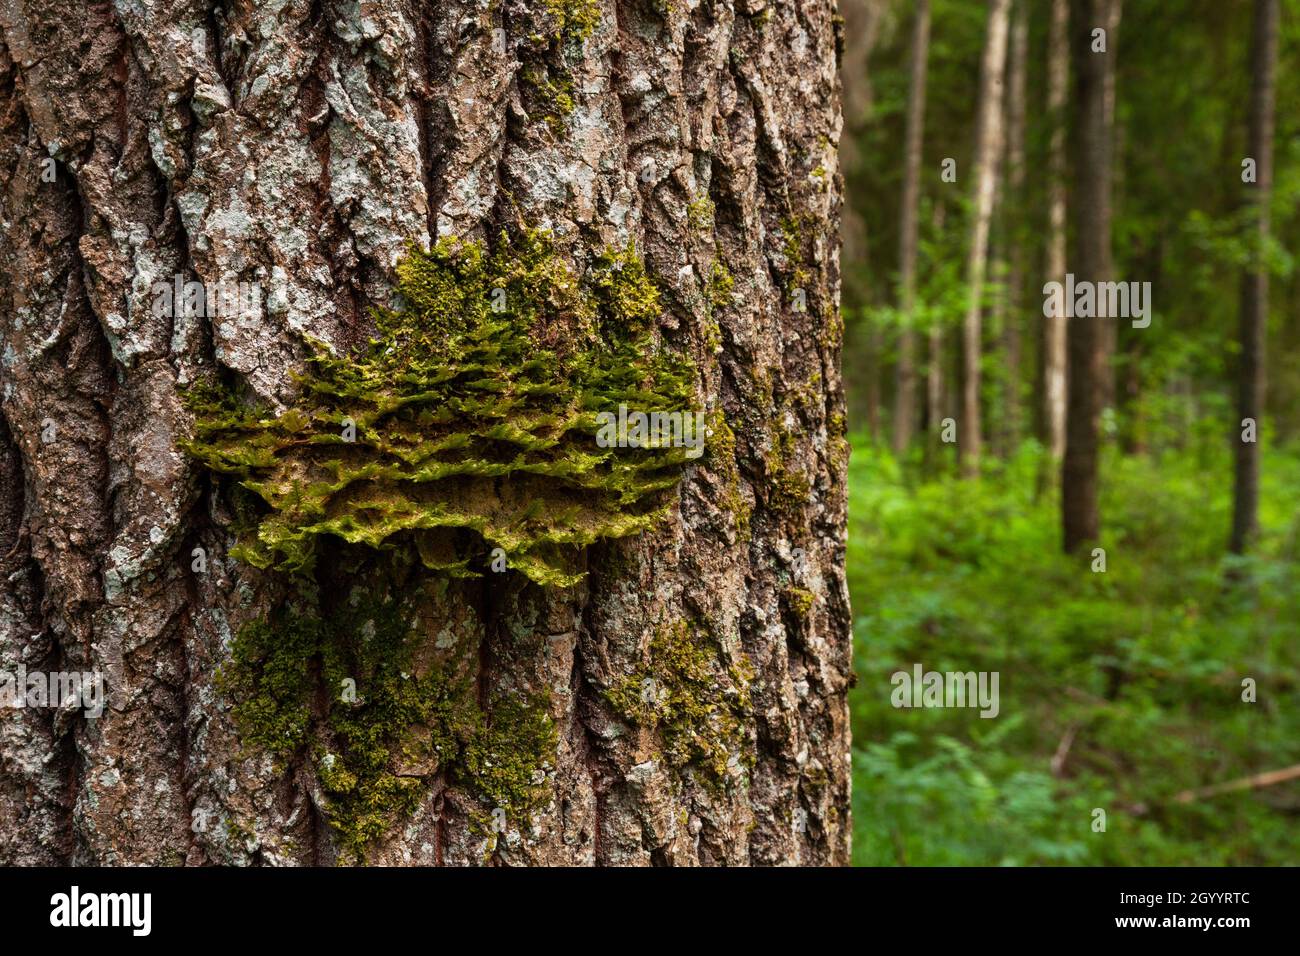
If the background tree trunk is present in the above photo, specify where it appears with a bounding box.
[1062,0,1114,552]
[958,0,1011,477]
[1097,0,1122,411]
[998,0,1027,458]
[839,0,885,437]
[926,199,946,464]
[1230,0,1278,554]
[0,0,850,866]
[1043,0,1069,462]
[892,0,930,456]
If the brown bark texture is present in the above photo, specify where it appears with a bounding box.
[1230,0,1278,554]
[1062,0,1113,551]
[0,0,850,866]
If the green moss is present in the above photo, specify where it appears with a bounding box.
[314,597,474,860]
[522,68,577,134]
[706,410,751,536]
[778,216,813,291]
[588,244,663,334]
[183,230,699,588]
[461,692,557,824]
[705,261,733,312]
[766,420,812,514]
[686,194,715,233]
[546,0,601,42]
[220,595,557,863]
[217,610,318,759]
[783,586,814,618]
[828,411,850,475]
[605,619,753,789]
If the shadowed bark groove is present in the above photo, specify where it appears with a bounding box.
[0,0,849,866]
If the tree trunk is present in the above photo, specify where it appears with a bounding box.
[1043,0,1069,461]
[1230,0,1279,554]
[1062,0,1113,551]
[959,0,1011,478]
[892,0,930,456]
[926,199,946,465]
[839,0,886,440]
[1096,0,1122,411]
[0,0,850,866]
[999,0,1027,457]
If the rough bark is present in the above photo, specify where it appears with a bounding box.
[891,0,928,456]
[958,0,1010,478]
[1230,0,1278,554]
[1043,0,1068,461]
[1062,0,1111,551]
[0,0,849,866]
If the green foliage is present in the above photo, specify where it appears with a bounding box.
[183,232,699,588]
[848,438,1300,865]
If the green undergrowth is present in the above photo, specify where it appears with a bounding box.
[183,230,699,588]
[219,593,556,864]
[848,438,1300,865]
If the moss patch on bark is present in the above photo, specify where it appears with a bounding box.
[183,231,698,588]
[605,619,754,789]
[220,594,557,864]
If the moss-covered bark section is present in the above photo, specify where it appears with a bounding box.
[183,231,699,588]
[220,589,557,864]
[605,619,754,790]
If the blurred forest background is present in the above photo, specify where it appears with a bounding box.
[838,0,1300,864]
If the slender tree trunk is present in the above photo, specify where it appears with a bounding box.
[1043,0,1070,461]
[892,0,931,456]
[1230,0,1279,554]
[0,1,850,866]
[927,200,947,466]
[840,0,886,442]
[959,0,1012,477]
[1097,0,1122,411]
[1000,1,1028,457]
[1063,0,1114,551]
